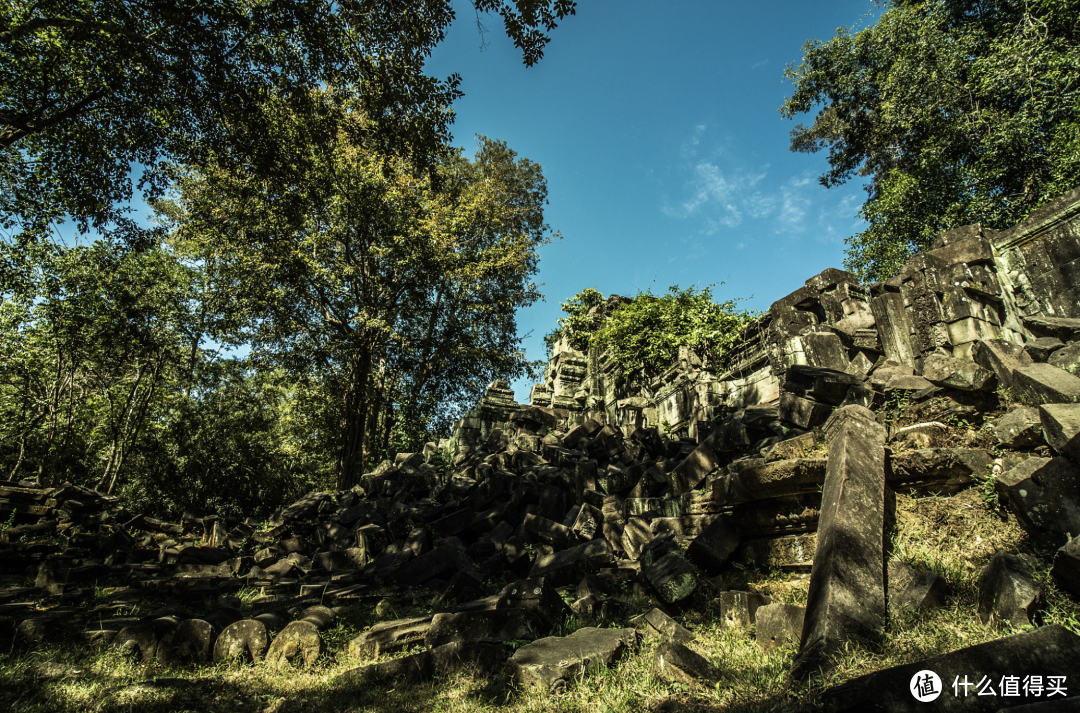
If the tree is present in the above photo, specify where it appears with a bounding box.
[547,285,755,381]
[0,0,576,242]
[0,238,190,490]
[163,105,554,488]
[781,0,1080,283]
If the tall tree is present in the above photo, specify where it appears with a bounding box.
[0,0,576,242]
[781,0,1080,282]
[164,105,553,488]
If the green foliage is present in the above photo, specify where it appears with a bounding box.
[593,285,754,379]
[781,0,1080,282]
[163,117,554,487]
[0,0,576,244]
[543,287,603,354]
[548,285,755,380]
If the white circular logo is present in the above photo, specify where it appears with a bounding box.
[910,670,942,702]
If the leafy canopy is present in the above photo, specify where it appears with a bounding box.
[781,0,1080,282]
[0,0,576,241]
[548,286,755,379]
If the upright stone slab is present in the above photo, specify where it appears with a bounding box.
[791,405,888,680]
[871,292,919,367]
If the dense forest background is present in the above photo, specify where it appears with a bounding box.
[3,0,1079,520]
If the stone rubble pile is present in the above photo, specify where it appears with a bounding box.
[4,187,1080,707]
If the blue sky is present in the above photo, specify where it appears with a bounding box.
[426,0,881,401]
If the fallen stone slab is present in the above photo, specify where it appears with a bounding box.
[755,603,805,653]
[779,393,833,430]
[629,608,694,644]
[1049,342,1080,377]
[988,408,1045,449]
[1025,316,1080,342]
[791,405,888,680]
[652,639,721,686]
[1040,403,1080,463]
[505,627,638,694]
[922,353,995,391]
[820,624,1080,712]
[1012,363,1080,406]
[977,552,1041,628]
[156,618,215,665]
[340,640,507,686]
[716,590,772,630]
[1051,535,1080,598]
[348,615,433,659]
[424,608,536,648]
[995,456,1080,543]
[530,538,614,586]
[685,515,740,573]
[889,422,948,450]
[728,458,827,502]
[667,433,720,496]
[644,552,697,604]
[887,448,993,496]
[888,560,947,616]
[972,339,1033,390]
[497,576,569,630]
[1025,336,1066,363]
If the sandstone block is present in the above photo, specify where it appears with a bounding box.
[988,407,1044,449]
[1051,535,1080,599]
[755,603,805,653]
[716,590,772,630]
[995,456,1080,543]
[1040,403,1080,463]
[1012,363,1080,406]
[791,405,888,680]
[652,639,721,686]
[977,552,1041,628]
[888,560,947,616]
[505,627,637,694]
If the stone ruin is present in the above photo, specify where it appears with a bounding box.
[4,187,1080,707]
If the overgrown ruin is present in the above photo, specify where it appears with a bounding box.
[6,188,1080,711]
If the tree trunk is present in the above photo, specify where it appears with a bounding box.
[337,346,372,490]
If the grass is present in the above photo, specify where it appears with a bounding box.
[4,455,1080,712]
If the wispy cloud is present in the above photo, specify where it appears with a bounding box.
[661,124,865,243]
[751,59,769,69]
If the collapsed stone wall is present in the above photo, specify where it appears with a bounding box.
[452,185,1080,450]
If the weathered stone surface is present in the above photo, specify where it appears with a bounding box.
[887,448,993,496]
[629,608,693,644]
[652,639,721,686]
[1012,363,1080,406]
[972,338,1033,389]
[266,620,322,668]
[1025,316,1080,342]
[977,552,1041,628]
[505,627,638,694]
[729,458,828,502]
[530,537,615,586]
[425,609,535,648]
[887,560,947,616]
[716,590,772,630]
[348,615,432,659]
[779,393,833,429]
[644,552,696,603]
[821,625,1080,713]
[763,431,818,462]
[667,433,720,496]
[213,619,269,663]
[685,516,740,573]
[1051,535,1080,598]
[341,640,507,686]
[1026,336,1066,362]
[785,365,865,405]
[989,407,1045,449]
[995,456,1080,543]
[1049,341,1080,376]
[755,603,805,653]
[871,292,919,367]
[1041,403,1080,463]
[922,352,995,391]
[113,624,159,661]
[157,618,215,665]
[791,405,888,680]
[497,576,568,630]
